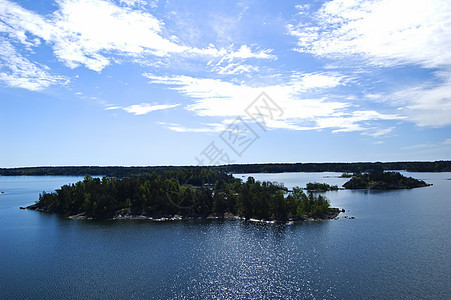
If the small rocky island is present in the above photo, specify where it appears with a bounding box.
[27,169,342,222]
[342,171,431,190]
[306,182,339,192]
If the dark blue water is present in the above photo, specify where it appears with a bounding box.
[1,173,450,299]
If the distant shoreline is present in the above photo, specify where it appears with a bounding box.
[1,160,451,176]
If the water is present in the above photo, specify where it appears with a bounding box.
[1,173,450,299]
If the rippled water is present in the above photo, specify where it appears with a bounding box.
[1,173,450,299]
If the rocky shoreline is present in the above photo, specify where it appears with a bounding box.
[26,204,344,223]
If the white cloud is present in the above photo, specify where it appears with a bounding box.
[0,0,52,48]
[51,0,188,71]
[106,103,180,115]
[288,0,451,68]
[0,39,67,90]
[0,0,275,73]
[144,71,346,117]
[225,45,275,60]
[213,62,259,75]
[365,93,383,100]
[145,74,257,117]
[208,45,275,75]
[105,106,122,110]
[363,126,395,137]
[119,0,147,7]
[1,0,168,71]
[390,72,451,127]
[443,138,451,145]
[316,112,400,133]
[156,122,225,133]
[290,72,345,90]
[144,73,403,133]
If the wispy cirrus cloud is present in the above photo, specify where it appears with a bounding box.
[0,39,68,90]
[288,0,451,68]
[223,45,275,60]
[119,0,147,7]
[144,72,402,134]
[390,72,451,127]
[209,45,275,75]
[212,62,259,75]
[156,121,226,133]
[363,126,395,137]
[106,103,180,115]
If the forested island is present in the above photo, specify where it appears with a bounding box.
[2,160,451,177]
[306,182,339,192]
[27,169,341,222]
[342,171,431,190]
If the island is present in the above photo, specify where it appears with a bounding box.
[305,182,339,192]
[27,169,342,222]
[342,171,431,190]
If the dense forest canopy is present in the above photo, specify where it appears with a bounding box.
[1,161,450,176]
[30,168,335,221]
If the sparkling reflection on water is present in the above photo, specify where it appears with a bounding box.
[172,221,341,299]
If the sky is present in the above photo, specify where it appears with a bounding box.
[1,0,450,167]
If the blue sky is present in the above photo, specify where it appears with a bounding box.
[1,0,450,167]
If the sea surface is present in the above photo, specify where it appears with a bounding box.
[0,172,450,299]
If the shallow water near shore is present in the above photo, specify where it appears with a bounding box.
[1,172,450,299]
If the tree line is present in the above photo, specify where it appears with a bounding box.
[2,161,450,177]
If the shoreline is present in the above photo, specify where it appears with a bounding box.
[26,204,344,223]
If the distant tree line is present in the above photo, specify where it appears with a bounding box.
[220,161,451,173]
[31,169,332,221]
[2,161,450,177]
